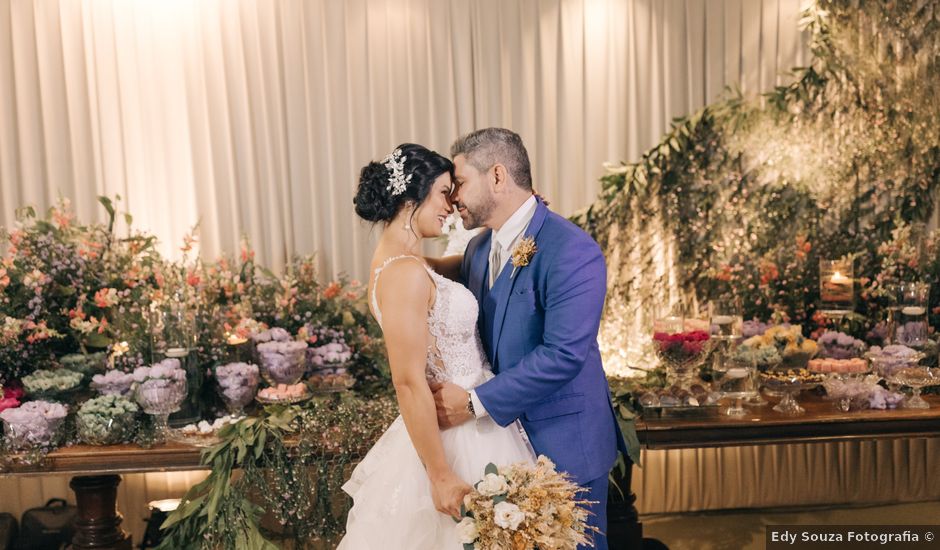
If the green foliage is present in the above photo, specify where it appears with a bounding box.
[574,1,940,354]
[157,394,398,549]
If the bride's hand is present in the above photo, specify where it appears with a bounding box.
[429,469,472,519]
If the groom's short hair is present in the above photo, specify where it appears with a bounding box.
[450,128,532,191]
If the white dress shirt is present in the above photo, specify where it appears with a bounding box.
[470,195,537,418]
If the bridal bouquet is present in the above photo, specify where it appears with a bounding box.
[455,455,596,550]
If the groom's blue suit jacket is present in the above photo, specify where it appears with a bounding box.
[460,199,627,484]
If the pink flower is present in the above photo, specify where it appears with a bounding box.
[3,385,24,400]
[0,397,20,413]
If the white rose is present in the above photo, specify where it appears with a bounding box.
[454,517,479,544]
[493,501,525,531]
[477,473,509,497]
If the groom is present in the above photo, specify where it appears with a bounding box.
[432,128,627,549]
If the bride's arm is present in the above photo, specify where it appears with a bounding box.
[376,261,470,517]
[423,255,463,281]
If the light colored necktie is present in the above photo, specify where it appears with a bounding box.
[488,243,503,288]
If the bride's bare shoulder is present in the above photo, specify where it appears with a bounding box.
[373,257,433,299]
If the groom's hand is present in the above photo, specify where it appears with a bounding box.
[429,381,473,428]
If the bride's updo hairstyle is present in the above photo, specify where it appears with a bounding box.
[354,143,454,223]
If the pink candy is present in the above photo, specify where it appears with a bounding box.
[808,358,868,374]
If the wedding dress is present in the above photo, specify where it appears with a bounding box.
[338,255,535,549]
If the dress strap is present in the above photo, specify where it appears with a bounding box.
[371,255,431,327]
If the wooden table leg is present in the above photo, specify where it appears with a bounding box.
[69,475,132,550]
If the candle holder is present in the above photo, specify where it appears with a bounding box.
[708,298,743,341]
[712,353,754,416]
[895,282,930,349]
[150,292,202,427]
[819,258,854,323]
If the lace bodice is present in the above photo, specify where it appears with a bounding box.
[371,255,493,390]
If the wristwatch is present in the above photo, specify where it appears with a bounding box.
[466,392,475,417]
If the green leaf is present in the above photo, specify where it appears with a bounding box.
[618,416,642,468]
[97,196,115,219]
[84,332,112,349]
[161,494,206,530]
[254,430,267,460]
[484,463,498,476]
[492,494,507,505]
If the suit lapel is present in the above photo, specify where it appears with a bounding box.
[490,199,550,361]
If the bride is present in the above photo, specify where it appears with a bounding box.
[338,144,535,549]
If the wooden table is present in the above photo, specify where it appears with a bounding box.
[610,395,940,549]
[1,442,207,549]
[7,398,940,549]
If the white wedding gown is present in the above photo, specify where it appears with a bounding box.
[338,255,535,550]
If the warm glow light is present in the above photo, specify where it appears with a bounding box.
[226,333,248,346]
[149,498,181,512]
[830,271,851,284]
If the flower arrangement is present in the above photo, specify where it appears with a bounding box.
[815,331,867,359]
[0,197,165,382]
[305,326,353,372]
[741,325,817,369]
[91,369,136,397]
[132,359,187,415]
[733,344,782,371]
[0,385,23,413]
[865,345,923,378]
[742,320,771,339]
[652,330,710,367]
[214,362,259,413]
[256,341,307,385]
[250,327,292,344]
[456,455,596,550]
[0,400,68,449]
[21,369,83,397]
[76,394,139,445]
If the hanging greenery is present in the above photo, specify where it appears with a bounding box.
[157,394,399,549]
[573,0,940,375]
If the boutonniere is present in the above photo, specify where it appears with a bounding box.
[510,237,537,278]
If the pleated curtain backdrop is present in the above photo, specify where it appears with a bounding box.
[0,0,811,280]
[17,1,923,545]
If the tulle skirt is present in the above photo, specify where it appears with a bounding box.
[337,415,536,550]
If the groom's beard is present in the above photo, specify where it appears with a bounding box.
[458,193,497,230]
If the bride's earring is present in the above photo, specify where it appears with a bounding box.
[403,206,416,232]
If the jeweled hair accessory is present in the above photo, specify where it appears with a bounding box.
[383,148,412,196]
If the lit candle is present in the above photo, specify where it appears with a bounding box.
[822,270,853,302]
[831,271,850,284]
[226,333,248,346]
[901,306,926,316]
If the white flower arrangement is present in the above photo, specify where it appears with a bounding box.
[456,455,596,550]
